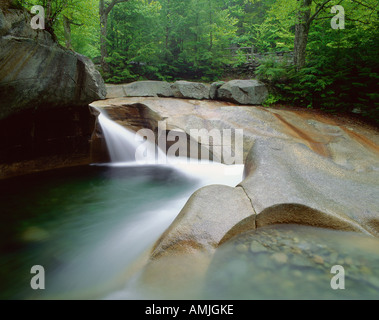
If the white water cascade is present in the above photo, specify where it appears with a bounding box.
[97,111,141,163]
[94,106,245,183]
[96,107,166,164]
[87,106,244,299]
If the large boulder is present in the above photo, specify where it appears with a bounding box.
[217,79,268,105]
[92,98,379,243]
[0,8,106,179]
[171,81,210,100]
[106,81,174,99]
[209,81,224,100]
[124,96,379,249]
[0,9,106,120]
[105,84,127,99]
[124,81,173,98]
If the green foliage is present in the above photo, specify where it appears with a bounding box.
[258,31,379,123]
[255,0,379,123]
[256,57,288,83]
[17,0,378,123]
[19,0,100,58]
[103,0,239,82]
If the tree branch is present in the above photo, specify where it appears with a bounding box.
[105,0,129,15]
[350,0,378,10]
[308,0,333,25]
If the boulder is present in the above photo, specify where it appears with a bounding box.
[0,9,106,120]
[171,81,210,100]
[124,81,173,98]
[217,79,268,105]
[106,81,174,99]
[106,85,126,99]
[209,81,224,100]
[0,8,106,179]
[140,184,254,298]
[94,96,379,295]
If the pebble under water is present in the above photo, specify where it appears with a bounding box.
[204,224,379,300]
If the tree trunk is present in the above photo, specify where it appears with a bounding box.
[99,0,110,75]
[294,0,312,69]
[44,0,58,41]
[209,0,213,50]
[63,15,73,50]
[99,0,129,75]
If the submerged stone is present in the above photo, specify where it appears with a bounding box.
[204,224,379,300]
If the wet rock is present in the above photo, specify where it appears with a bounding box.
[250,241,266,254]
[236,243,249,253]
[291,255,313,268]
[92,97,379,262]
[243,138,379,237]
[204,224,379,299]
[313,255,324,265]
[271,253,288,264]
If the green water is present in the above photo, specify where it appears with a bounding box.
[0,164,198,299]
[205,224,379,300]
[2,164,378,300]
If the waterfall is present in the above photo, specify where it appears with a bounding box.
[95,107,165,164]
[93,106,245,181]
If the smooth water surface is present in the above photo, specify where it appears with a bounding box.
[0,163,242,299]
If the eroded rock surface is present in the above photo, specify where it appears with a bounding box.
[92,97,379,251]
[150,185,254,260]
[91,96,379,293]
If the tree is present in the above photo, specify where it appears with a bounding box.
[40,0,71,40]
[293,0,334,69]
[19,0,88,42]
[99,0,130,75]
[293,0,379,69]
[63,15,85,49]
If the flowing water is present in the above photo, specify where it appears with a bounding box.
[2,108,378,300]
[0,109,244,299]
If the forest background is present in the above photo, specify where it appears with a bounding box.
[14,0,379,122]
